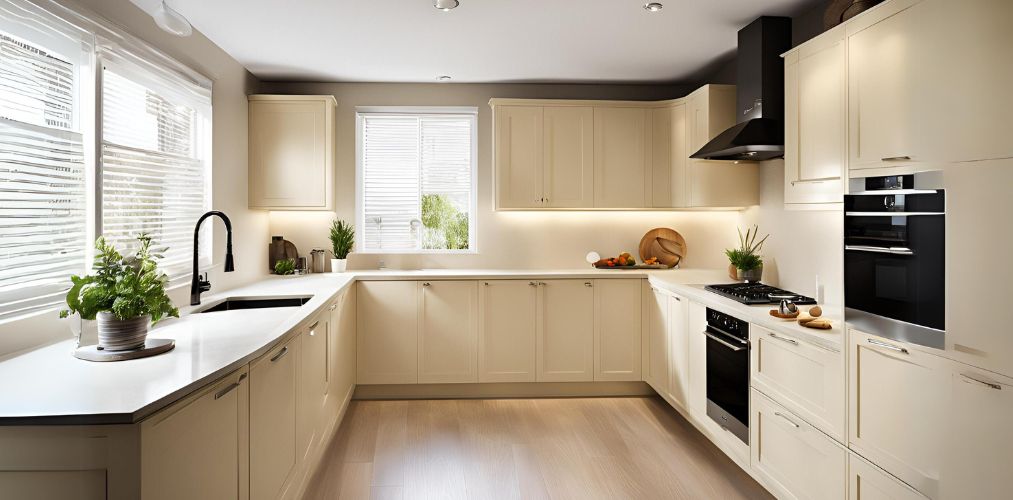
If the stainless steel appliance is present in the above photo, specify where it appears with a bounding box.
[705,282,816,305]
[844,173,945,348]
[704,307,750,444]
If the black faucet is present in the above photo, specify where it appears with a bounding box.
[191,211,235,306]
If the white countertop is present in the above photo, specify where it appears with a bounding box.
[0,267,838,425]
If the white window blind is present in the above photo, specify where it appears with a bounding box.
[359,110,476,252]
[100,56,211,281]
[0,11,90,319]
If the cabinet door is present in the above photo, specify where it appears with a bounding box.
[298,316,328,463]
[356,281,419,385]
[846,0,927,169]
[536,280,594,382]
[249,97,334,209]
[650,104,687,208]
[849,330,948,499]
[142,368,247,500]
[751,390,846,500]
[751,325,845,440]
[419,281,478,383]
[940,365,1013,499]
[251,339,299,500]
[684,85,758,208]
[478,280,537,382]
[686,301,708,418]
[646,286,670,394]
[542,106,593,208]
[495,106,544,208]
[784,27,846,205]
[594,279,642,381]
[328,287,356,407]
[849,453,928,500]
[593,107,648,208]
[667,294,688,409]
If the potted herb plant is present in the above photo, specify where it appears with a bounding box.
[329,219,354,273]
[60,235,179,351]
[725,225,769,282]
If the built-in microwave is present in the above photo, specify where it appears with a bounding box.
[844,173,945,348]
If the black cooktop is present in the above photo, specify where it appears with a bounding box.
[705,282,817,305]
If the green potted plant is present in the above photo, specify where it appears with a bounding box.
[60,235,179,351]
[329,219,354,273]
[725,225,769,282]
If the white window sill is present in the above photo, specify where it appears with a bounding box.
[356,249,479,255]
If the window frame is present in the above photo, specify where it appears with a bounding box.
[354,106,478,254]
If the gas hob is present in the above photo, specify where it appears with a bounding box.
[704,282,817,305]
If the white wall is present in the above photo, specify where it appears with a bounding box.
[258,81,743,271]
[0,0,269,356]
[739,159,844,308]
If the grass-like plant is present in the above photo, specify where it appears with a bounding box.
[274,258,296,275]
[60,235,179,324]
[329,219,354,259]
[725,225,769,271]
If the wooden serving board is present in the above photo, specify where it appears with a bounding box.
[638,228,687,268]
[593,264,671,270]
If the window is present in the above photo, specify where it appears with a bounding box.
[356,108,476,253]
[0,0,211,320]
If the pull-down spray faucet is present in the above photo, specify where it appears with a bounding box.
[190,211,234,306]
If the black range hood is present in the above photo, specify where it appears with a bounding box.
[691,16,792,162]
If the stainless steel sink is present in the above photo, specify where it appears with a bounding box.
[197,296,312,313]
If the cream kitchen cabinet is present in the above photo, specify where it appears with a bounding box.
[939,364,1013,499]
[849,452,928,500]
[783,25,846,206]
[327,286,356,412]
[593,106,650,208]
[593,279,642,381]
[478,280,538,382]
[297,316,328,464]
[356,280,419,385]
[141,367,249,500]
[492,104,593,209]
[667,293,689,410]
[248,95,335,210]
[849,329,948,499]
[750,390,846,500]
[250,338,300,500]
[536,280,595,382]
[683,85,759,208]
[686,300,708,418]
[751,325,845,440]
[645,285,670,395]
[419,280,479,384]
[650,104,687,207]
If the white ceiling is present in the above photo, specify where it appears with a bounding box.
[131,0,822,83]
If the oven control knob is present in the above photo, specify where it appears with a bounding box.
[883,196,896,209]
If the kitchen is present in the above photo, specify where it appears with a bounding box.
[0,0,1009,499]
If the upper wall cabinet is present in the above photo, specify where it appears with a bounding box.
[491,86,759,211]
[846,0,1013,170]
[248,95,336,210]
[783,25,846,206]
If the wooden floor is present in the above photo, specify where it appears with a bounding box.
[304,397,772,500]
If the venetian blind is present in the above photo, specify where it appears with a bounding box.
[359,111,475,252]
[100,56,211,281]
[0,22,88,319]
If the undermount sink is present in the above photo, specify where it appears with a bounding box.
[197,296,313,313]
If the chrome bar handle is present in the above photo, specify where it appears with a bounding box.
[774,411,800,428]
[214,373,246,400]
[882,155,912,161]
[866,338,909,355]
[584,282,592,287]
[845,245,915,256]
[703,330,747,352]
[960,373,1003,391]
[768,332,799,346]
[270,346,289,362]
[422,282,431,287]
[528,281,537,287]
[328,304,337,311]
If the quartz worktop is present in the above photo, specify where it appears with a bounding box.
[0,267,839,425]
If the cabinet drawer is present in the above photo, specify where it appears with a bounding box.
[751,325,845,440]
[751,390,846,500]
[849,452,927,500]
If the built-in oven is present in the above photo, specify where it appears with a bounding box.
[844,173,945,348]
[704,307,750,445]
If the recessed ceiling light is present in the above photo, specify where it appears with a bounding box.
[643,2,664,12]
[436,75,452,81]
[153,1,192,37]
[434,0,459,11]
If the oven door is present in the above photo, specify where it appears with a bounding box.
[704,326,749,444]
[844,199,945,347]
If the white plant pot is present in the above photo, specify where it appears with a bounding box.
[331,258,347,273]
[96,311,150,351]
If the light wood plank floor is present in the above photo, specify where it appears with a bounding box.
[304,397,773,500]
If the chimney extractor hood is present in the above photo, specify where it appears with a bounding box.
[691,16,791,162]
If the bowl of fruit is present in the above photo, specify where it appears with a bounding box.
[593,252,638,269]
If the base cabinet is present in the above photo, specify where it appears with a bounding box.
[667,293,688,409]
[141,368,249,500]
[646,285,671,395]
[537,280,594,382]
[356,281,419,384]
[479,280,538,382]
[250,339,299,500]
[594,279,642,381]
[297,318,328,464]
[751,390,846,500]
[849,453,927,500]
[419,281,479,384]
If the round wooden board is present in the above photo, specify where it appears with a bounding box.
[638,228,687,268]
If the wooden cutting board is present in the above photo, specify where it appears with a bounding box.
[638,228,687,268]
